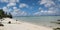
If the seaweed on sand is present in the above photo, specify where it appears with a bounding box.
[0,23,4,26]
[53,27,60,30]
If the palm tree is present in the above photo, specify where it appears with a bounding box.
[0,9,12,19]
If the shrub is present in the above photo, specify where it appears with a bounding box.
[53,28,60,30]
[0,23,4,26]
[8,21,11,24]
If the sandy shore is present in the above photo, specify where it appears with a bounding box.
[0,18,53,30]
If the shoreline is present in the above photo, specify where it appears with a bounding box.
[17,20,52,28]
[0,18,53,30]
[13,18,54,28]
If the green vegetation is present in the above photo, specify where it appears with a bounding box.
[0,9,12,19]
[53,28,60,30]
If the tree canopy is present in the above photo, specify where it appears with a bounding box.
[0,9,12,19]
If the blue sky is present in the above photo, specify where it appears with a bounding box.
[0,0,60,16]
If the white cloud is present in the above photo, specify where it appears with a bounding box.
[7,3,16,7]
[34,7,57,16]
[3,7,8,12]
[48,7,60,14]
[3,6,12,13]
[34,12,41,16]
[37,0,60,15]
[20,11,27,16]
[11,7,27,16]
[12,10,27,16]
[58,0,60,1]
[39,7,42,10]
[0,0,9,3]
[12,9,20,15]
[0,0,19,3]
[13,7,17,10]
[2,6,28,16]
[39,0,55,7]
[41,10,55,14]
[34,10,55,16]
[9,0,19,3]
[19,3,29,8]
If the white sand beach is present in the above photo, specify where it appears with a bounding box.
[0,18,53,30]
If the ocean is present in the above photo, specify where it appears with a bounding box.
[13,16,60,28]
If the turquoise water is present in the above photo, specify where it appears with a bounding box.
[13,16,60,28]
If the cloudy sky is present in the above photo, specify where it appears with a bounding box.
[0,0,60,16]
